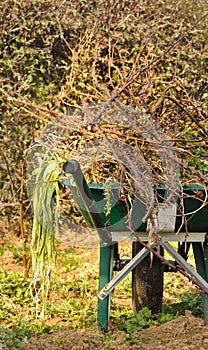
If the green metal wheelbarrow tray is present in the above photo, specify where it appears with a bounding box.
[62,159,208,331]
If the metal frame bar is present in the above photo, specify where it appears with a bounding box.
[98,246,150,300]
[161,242,208,291]
[98,241,208,301]
[111,231,207,242]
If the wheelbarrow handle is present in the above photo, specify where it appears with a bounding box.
[63,159,80,174]
[63,160,95,204]
[63,159,112,245]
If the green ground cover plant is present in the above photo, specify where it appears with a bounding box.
[0,242,204,348]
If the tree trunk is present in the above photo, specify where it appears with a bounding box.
[132,242,164,315]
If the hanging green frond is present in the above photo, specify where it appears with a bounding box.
[30,158,62,317]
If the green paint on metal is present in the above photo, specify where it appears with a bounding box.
[203,241,208,281]
[64,179,208,233]
[193,243,208,325]
[98,243,115,331]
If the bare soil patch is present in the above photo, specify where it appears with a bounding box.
[22,312,208,350]
[1,234,207,350]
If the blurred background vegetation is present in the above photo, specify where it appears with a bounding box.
[0,0,208,237]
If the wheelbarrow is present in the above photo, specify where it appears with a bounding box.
[62,159,208,331]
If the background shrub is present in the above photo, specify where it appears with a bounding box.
[0,0,207,233]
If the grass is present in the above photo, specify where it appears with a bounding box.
[0,239,204,349]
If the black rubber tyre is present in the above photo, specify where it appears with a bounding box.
[132,242,164,315]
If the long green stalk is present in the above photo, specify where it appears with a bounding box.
[30,159,61,317]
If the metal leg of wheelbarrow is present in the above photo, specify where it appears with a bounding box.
[98,242,115,331]
[98,241,208,329]
[98,246,150,300]
[98,245,150,332]
[192,242,208,325]
[162,242,208,325]
[99,243,208,299]
[161,242,208,292]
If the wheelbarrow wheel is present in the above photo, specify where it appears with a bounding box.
[132,242,164,315]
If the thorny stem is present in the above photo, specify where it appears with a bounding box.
[0,200,29,210]
[19,160,29,278]
[0,147,17,199]
[164,95,208,136]
[90,13,208,124]
[99,126,207,145]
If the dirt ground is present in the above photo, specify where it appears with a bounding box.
[1,233,208,350]
[22,311,208,350]
[20,239,208,350]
